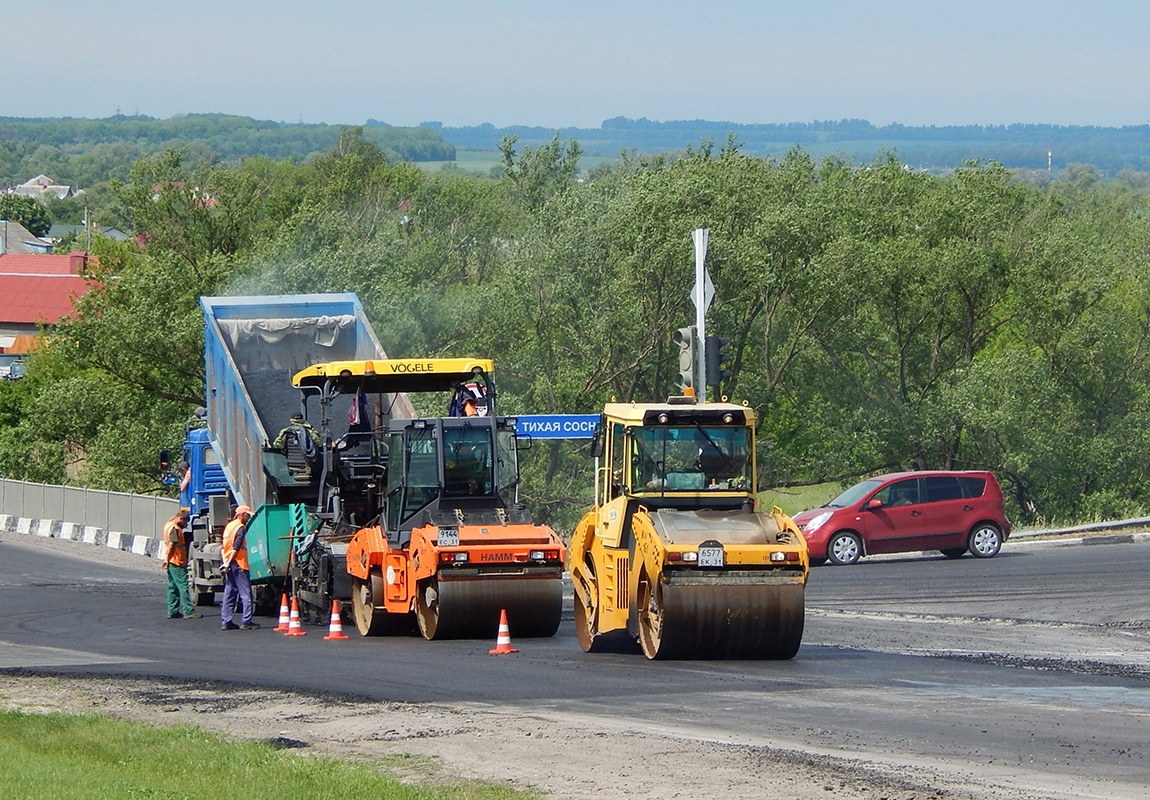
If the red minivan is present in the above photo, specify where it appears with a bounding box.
[791,471,1011,566]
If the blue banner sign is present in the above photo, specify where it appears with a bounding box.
[513,414,599,440]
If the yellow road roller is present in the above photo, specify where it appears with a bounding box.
[569,399,809,659]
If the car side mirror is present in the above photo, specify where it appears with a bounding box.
[865,497,883,510]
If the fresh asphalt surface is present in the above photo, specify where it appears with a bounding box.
[1,531,1147,797]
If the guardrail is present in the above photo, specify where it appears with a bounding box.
[0,477,177,542]
[1011,517,1150,539]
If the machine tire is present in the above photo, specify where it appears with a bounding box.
[194,591,215,607]
[827,532,863,566]
[351,570,387,636]
[415,577,442,640]
[637,570,667,660]
[940,547,968,558]
[573,559,600,653]
[967,523,1003,558]
[188,569,215,606]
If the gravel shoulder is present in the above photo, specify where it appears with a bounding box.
[2,673,1036,800]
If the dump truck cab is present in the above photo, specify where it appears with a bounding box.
[571,398,809,659]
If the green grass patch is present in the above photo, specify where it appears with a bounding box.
[415,149,618,179]
[0,709,537,800]
[761,481,843,517]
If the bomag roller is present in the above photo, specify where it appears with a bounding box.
[569,398,809,659]
[291,357,566,640]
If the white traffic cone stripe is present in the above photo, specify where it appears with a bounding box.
[274,594,290,632]
[488,609,518,654]
[285,596,307,636]
[323,600,349,640]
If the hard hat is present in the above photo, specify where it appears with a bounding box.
[234,504,254,517]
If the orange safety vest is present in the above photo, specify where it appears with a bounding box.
[163,518,188,567]
[221,518,250,572]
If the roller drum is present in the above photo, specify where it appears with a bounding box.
[639,576,805,660]
[417,575,563,640]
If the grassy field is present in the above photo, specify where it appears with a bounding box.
[760,481,843,517]
[416,149,620,178]
[0,709,535,800]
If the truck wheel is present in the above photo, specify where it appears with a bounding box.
[968,524,1003,558]
[351,570,386,636]
[827,532,862,566]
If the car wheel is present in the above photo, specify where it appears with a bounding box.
[827,532,862,566]
[968,524,1003,558]
[940,547,967,558]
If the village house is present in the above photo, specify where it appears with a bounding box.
[0,250,91,362]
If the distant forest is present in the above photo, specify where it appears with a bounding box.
[430,116,1150,174]
[5,114,1150,194]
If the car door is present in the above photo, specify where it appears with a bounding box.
[861,478,927,554]
[920,475,969,548]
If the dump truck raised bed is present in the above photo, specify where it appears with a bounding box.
[289,357,567,640]
[569,398,809,659]
[184,293,414,607]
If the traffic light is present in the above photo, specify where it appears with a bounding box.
[672,326,696,396]
[705,335,731,391]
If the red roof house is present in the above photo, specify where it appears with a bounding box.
[0,251,92,347]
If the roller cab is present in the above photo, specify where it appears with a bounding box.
[570,399,809,659]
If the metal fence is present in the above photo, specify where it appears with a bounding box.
[0,478,178,537]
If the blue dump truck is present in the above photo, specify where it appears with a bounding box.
[178,293,414,610]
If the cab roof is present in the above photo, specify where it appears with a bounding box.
[602,400,756,427]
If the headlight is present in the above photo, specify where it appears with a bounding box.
[802,511,833,533]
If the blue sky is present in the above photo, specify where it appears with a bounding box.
[14,1,1149,128]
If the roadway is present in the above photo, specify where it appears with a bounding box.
[0,531,1147,798]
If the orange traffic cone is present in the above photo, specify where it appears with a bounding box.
[273,593,291,632]
[284,596,307,637]
[323,600,350,641]
[488,609,518,655]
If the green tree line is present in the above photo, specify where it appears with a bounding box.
[2,130,1148,533]
[0,114,455,191]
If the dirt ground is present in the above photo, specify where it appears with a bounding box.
[1,672,1038,800]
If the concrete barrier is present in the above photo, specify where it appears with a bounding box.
[0,514,163,559]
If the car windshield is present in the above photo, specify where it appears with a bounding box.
[825,478,884,508]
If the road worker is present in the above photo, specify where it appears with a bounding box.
[161,507,201,619]
[272,412,322,478]
[220,504,259,630]
[273,411,322,451]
